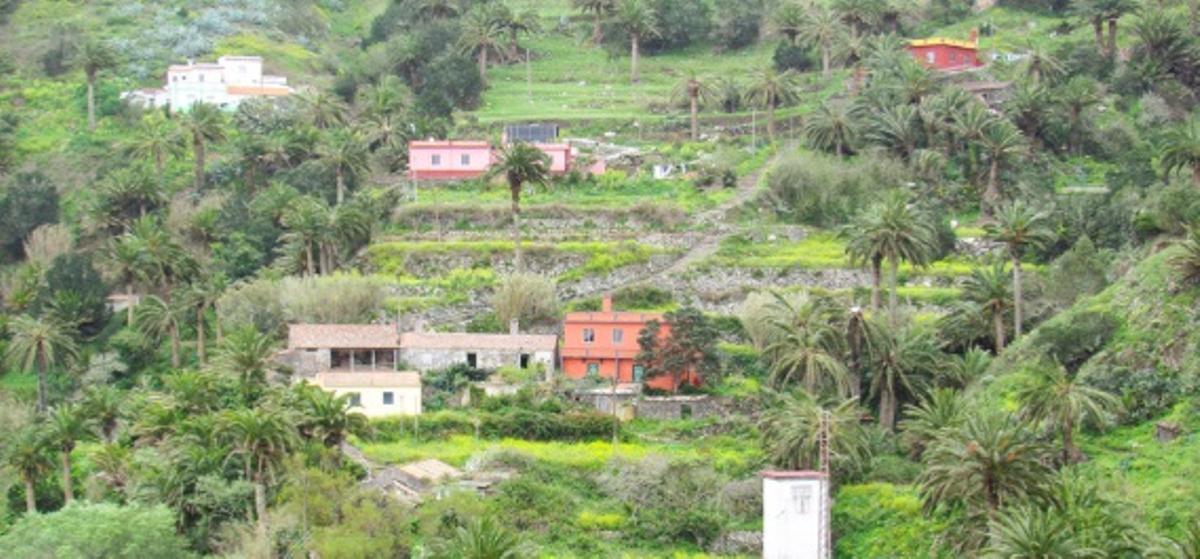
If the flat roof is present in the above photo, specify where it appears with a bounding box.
[761,470,828,480]
[409,140,491,148]
[315,371,421,388]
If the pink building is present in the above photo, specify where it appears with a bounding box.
[408,141,494,180]
[534,143,573,174]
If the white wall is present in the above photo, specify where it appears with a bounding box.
[763,476,828,559]
[322,386,421,418]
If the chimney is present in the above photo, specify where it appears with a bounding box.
[968,28,978,45]
[509,318,520,335]
[602,294,613,313]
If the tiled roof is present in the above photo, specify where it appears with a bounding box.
[563,311,664,325]
[315,371,421,388]
[288,324,399,349]
[399,332,558,352]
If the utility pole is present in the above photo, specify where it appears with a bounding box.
[818,410,832,559]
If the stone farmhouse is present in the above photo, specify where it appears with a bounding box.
[123,55,293,112]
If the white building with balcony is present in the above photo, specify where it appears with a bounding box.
[123,55,293,112]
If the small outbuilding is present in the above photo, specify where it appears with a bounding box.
[313,371,423,417]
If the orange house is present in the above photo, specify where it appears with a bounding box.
[561,296,699,391]
[906,31,985,72]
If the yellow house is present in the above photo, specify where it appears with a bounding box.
[313,371,422,418]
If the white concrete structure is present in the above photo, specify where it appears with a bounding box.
[762,471,830,559]
[313,372,422,418]
[123,55,292,112]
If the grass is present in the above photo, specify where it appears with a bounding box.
[369,239,668,281]
[406,173,734,211]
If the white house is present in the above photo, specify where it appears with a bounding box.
[312,371,423,418]
[762,470,830,559]
[123,55,292,112]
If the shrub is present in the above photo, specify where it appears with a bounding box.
[773,43,816,73]
[492,273,559,329]
[372,408,613,443]
[763,152,907,227]
[1079,364,1185,424]
[1032,309,1120,372]
[577,511,625,531]
[219,274,389,337]
[832,484,941,559]
[0,503,193,558]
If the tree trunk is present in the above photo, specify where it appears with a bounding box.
[126,282,135,327]
[766,99,776,143]
[478,48,488,84]
[630,35,640,83]
[215,302,224,343]
[1093,18,1106,56]
[878,388,896,431]
[305,241,315,277]
[170,325,181,368]
[870,255,882,312]
[196,307,206,365]
[690,93,699,141]
[1107,18,1118,59]
[993,310,1006,352]
[61,452,73,503]
[87,75,97,132]
[1062,421,1076,464]
[193,137,206,191]
[592,14,603,44]
[24,478,35,513]
[36,354,48,414]
[1192,163,1200,186]
[821,46,831,78]
[511,187,523,272]
[254,476,268,543]
[1012,254,1023,340]
[335,167,345,206]
[155,152,165,195]
[983,159,1000,219]
[888,256,899,323]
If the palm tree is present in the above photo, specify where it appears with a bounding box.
[744,67,801,143]
[127,215,193,296]
[90,443,131,495]
[864,103,922,160]
[1161,116,1200,185]
[987,202,1054,339]
[83,385,124,443]
[900,387,966,459]
[1022,43,1065,84]
[977,120,1027,218]
[850,193,937,320]
[867,321,940,431]
[438,516,523,559]
[575,0,615,45]
[1072,0,1109,56]
[185,273,226,365]
[181,103,226,192]
[417,0,460,20]
[833,0,884,37]
[74,37,116,132]
[220,406,297,541]
[6,426,52,513]
[799,6,846,77]
[298,386,370,450]
[961,262,1013,352]
[672,72,716,141]
[985,506,1093,558]
[762,293,850,395]
[941,346,992,389]
[46,403,92,503]
[918,411,1055,516]
[104,235,147,326]
[1152,519,1200,559]
[713,77,742,113]
[359,75,409,118]
[136,295,186,368]
[316,128,368,206]
[298,90,348,129]
[759,391,870,474]
[459,7,505,83]
[1057,76,1101,156]
[5,315,79,413]
[126,113,184,191]
[844,208,885,312]
[612,0,660,84]
[1015,362,1120,464]
[281,196,332,276]
[1171,226,1200,286]
[214,326,279,403]
[491,143,550,272]
[806,101,858,158]
[771,1,806,46]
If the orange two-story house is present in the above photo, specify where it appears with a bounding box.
[561,296,697,391]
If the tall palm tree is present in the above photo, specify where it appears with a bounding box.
[136,295,186,368]
[850,193,937,320]
[961,261,1013,352]
[298,91,348,129]
[181,103,226,192]
[1072,0,1109,56]
[74,37,116,132]
[867,321,940,431]
[864,103,922,161]
[612,0,660,84]
[987,202,1054,339]
[281,196,332,276]
[1171,226,1200,286]
[844,208,886,312]
[759,391,869,474]
[46,403,92,504]
[359,75,410,118]
[491,143,550,272]
[185,273,226,365]
[977,120,1027,218]
[799,6,846,77]
[806,101,858,157]
[127,215,193,296]
[833,0,884,37]
[6,426,52,513]
[1057,76,1101,155]
[126,113,184,191]
[104,235,147,326]
[298,386,370,449]
[985,506,1093,557]
[918,411,1055,516]
[5,315,79,413]
[772,1,806,46]
[459,7,505,83]
[672,72,716,141]
[220,406,296,541]
[762,293,850,395]
[1015,363,1120,464]
[417,0,460,20]
[1161,116,1200,185]
[744,67,801,143]
[316,128,368,206]
[83,385,124,443]
[214,326,279,403]
[575,0,615,45]
[900,387,966,459]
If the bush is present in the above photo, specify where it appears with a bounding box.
[832,484,941,558]
[1032,309,1120,372]
[577,511,625,531]
[773,43,816,73]
[492,273,559,329]
[218,274,389,336]
[0,503,193,558]
[764,152,908,227]
[1079,364,1185,424]
[372,408,613,443]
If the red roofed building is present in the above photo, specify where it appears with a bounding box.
[907,31,985,71]
[561,296,699,392]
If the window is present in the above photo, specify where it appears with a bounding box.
[461,154,471,166]
[632,365,645,382]
[612,329,624,343]
[926,52,935,64]
[520,353,530,368]
[582,328,595,343]
[347,392,362,407]
[431,154,442,166]
[587,363,600,376]
[466,353,477,368]
[383,391,395,405]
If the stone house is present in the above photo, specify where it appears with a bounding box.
[284,324,401,378]
[399,331,558,372]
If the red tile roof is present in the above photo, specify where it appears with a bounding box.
[563,311,664,324]
[288,324,399,349]
[399,332,558,352]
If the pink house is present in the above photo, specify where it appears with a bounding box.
[534,143,573,174]
[408,141,494,181]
